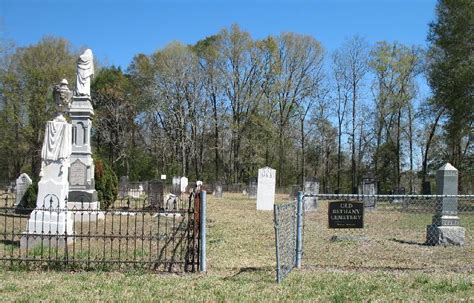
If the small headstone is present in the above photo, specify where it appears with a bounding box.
[360,174,376,209]
[196,180,203,191]
[392,187,405,203]
[256,167,276,211]
[119,176,129,199]
[248,177,257,199]
[148,181,164,209]
[161,174,167,180]
[172,176,181,195]
[180,177,188,193]
[15,173,32,206]
[303,177,319,212]
[214,184,223,198]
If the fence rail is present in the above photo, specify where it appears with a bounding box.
[0,192,200,272]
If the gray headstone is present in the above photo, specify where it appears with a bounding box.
[248,178,257,199]
[15,173,32,206]
[119,176,129,199]
[360,175,376,209]
[392,187,405,203]
[303,177,319,211]
[172,176,181,195]
[148,181,164,209]
[426,163,465,245]
[214,184,223,198]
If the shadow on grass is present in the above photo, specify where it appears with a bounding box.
[0,239,20,247]
[224,266,273,280]
[389,238,428,246]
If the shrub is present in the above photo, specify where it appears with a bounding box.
[95,159,118,210]
[17,181,38,213]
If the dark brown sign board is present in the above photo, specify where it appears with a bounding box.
[328,201,364,228]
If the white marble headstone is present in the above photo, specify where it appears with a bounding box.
[256,167,276,211]
[180,177,188,193]
[15,173,32,206]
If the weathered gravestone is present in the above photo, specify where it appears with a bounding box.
[148,181,164,209]
[128,182,142,199]
[248,178,257,199]
[172,176,181,195]
[119,176,129,199]
[392,187,405,203]
[214,182,223,198]
[360,174,376,209]
[303,177,319,212]
[256,167,276,211]
[426,163,465,245]
[15,173,32,207]
[21,79,74,248]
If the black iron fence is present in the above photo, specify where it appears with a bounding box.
[0,192,201,272]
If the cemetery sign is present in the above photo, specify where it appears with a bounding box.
[328,201,364,228]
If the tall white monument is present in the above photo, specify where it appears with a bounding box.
[21,80,74,248]
[256,167,276,211]
[68,49,101,220]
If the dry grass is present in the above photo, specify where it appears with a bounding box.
[0,192,473,302]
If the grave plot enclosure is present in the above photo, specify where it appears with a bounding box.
[0,192,201,272]
[301,193,473,272]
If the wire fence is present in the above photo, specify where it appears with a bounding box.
[0,191,201,272]
[274,201,300,283]
[301,194,473,273]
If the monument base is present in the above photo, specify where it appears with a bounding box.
[20,233,75,249]
[426,225,465,246]
[67,201,104,221]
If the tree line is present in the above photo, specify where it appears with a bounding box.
[0,0,472,193]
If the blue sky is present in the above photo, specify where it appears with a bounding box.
[1,0,437,69]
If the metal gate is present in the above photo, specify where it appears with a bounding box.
[273,194,303,283]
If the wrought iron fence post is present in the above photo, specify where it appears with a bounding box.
[296,191,303,269]
[199,191,207,272]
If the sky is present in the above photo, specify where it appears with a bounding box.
[1,0,438,69]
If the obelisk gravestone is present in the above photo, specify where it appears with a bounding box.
[426,163,465,245]
[68,49,101,220]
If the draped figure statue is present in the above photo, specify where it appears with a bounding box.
[76,49,94,96]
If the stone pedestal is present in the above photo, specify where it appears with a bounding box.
[21,117,74,249]
[68,95,101,220]
[426,163,465,246]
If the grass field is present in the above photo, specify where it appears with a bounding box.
[0,193,473,302]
